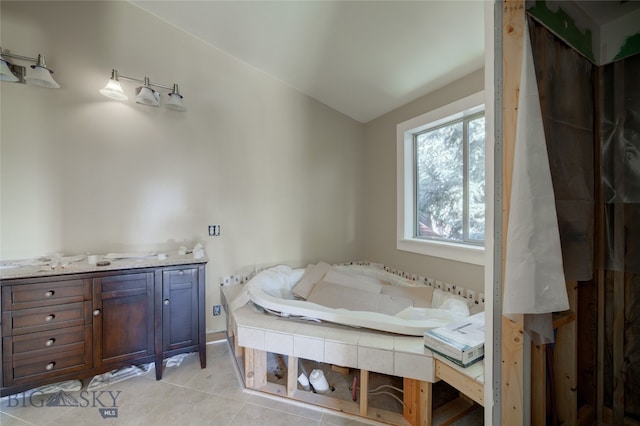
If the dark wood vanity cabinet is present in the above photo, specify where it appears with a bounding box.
[155,266,206,380]
[1,278,93,390]
[0,261,206,396]
[93,272,155,369]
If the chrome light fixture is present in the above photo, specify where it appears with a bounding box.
[135,77,160,106]
[99,69,128,100]
[0,47,60,88]
[0,54,20,82]
[25,55,60,88]
[165,84,186,111]
[100,69,185,111]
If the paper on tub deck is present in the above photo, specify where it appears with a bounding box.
[292,262,332,299]
[307,280,413,316]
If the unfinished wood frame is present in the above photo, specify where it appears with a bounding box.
[242,349,410,425]
[531,282,578,425]
[501,0,525,423]
[239,347,484,426]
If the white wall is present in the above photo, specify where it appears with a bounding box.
[0,1,364,333]
[1,1,487,335]
[362,69,486,293]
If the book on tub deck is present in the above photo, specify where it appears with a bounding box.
[424,311,485,368]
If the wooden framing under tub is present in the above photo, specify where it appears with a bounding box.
[222,284,484,425]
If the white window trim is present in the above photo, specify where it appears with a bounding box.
[397,91,485,266]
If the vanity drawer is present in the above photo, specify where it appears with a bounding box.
[164,268,197,285]
[2,279,90,310]
[2,302,91,336]
[10,348,89,384]
[6,325,88,358]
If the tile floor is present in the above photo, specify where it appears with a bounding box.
[1,340,483,425]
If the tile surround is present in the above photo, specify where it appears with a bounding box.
[357,347,394,376]
[265,331,294,355]
[324,341,358,367]
[234,301,435,380]
[294,335,325,362]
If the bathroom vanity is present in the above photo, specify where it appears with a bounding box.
[0,254,207,396]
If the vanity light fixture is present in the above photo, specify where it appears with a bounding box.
[165,84,186,111]
[100,69,186,111]
[99,69,127,100]
[0,47,60,88]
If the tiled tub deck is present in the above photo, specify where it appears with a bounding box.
[222,285,484,426]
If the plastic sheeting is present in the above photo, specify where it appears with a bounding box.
[600,53,640,419]
[529,17,595,282]
[503,24,569,343]
[601,53,640,273]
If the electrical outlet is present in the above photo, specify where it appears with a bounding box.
[213,305,221,316]
[208,225,221,236]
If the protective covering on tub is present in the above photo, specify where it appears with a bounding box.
[237,263,471,336]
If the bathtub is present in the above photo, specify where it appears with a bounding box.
[228,263,475,336]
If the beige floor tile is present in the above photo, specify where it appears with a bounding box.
[145,385,244,426]
[229,402,320,426]
[182,360,249,403]
[320,411,387,426]
[0,412,32,426]
[103,375,174,424]
[245,393,323,421]
[0,390,74,425]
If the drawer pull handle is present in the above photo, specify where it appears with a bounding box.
[45,362,55,371]
[45,314,55,322]
[45,290,55,297]
[164,299,170,306]
[93,309,101,316]
[45,338,56,347]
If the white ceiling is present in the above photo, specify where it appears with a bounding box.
[131,1,485,123]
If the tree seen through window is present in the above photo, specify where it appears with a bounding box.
[415,113,485,244]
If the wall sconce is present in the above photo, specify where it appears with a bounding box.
[100,69,186,111]
[0,47,60,88]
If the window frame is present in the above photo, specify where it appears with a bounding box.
[397,91,485,266]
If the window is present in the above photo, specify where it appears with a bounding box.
[397,92,485,265]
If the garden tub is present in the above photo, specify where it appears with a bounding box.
[228,262,474,336]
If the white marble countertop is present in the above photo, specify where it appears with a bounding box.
[0,251,208,281]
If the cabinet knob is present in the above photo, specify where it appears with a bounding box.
[179,270,184,275]
[93,309,101,316]
[44,314,55,322]
[44,290,55,297]
[164,299,170,306]
[45,338,55,347]
[45,362,55,371]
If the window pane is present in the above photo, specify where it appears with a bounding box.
[415,121,463,241]
[467,116,485,241]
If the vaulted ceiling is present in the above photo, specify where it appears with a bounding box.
[131,1,486,123]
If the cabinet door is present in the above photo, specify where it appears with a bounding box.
[162,268,198,353]
[93,273,154,368]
